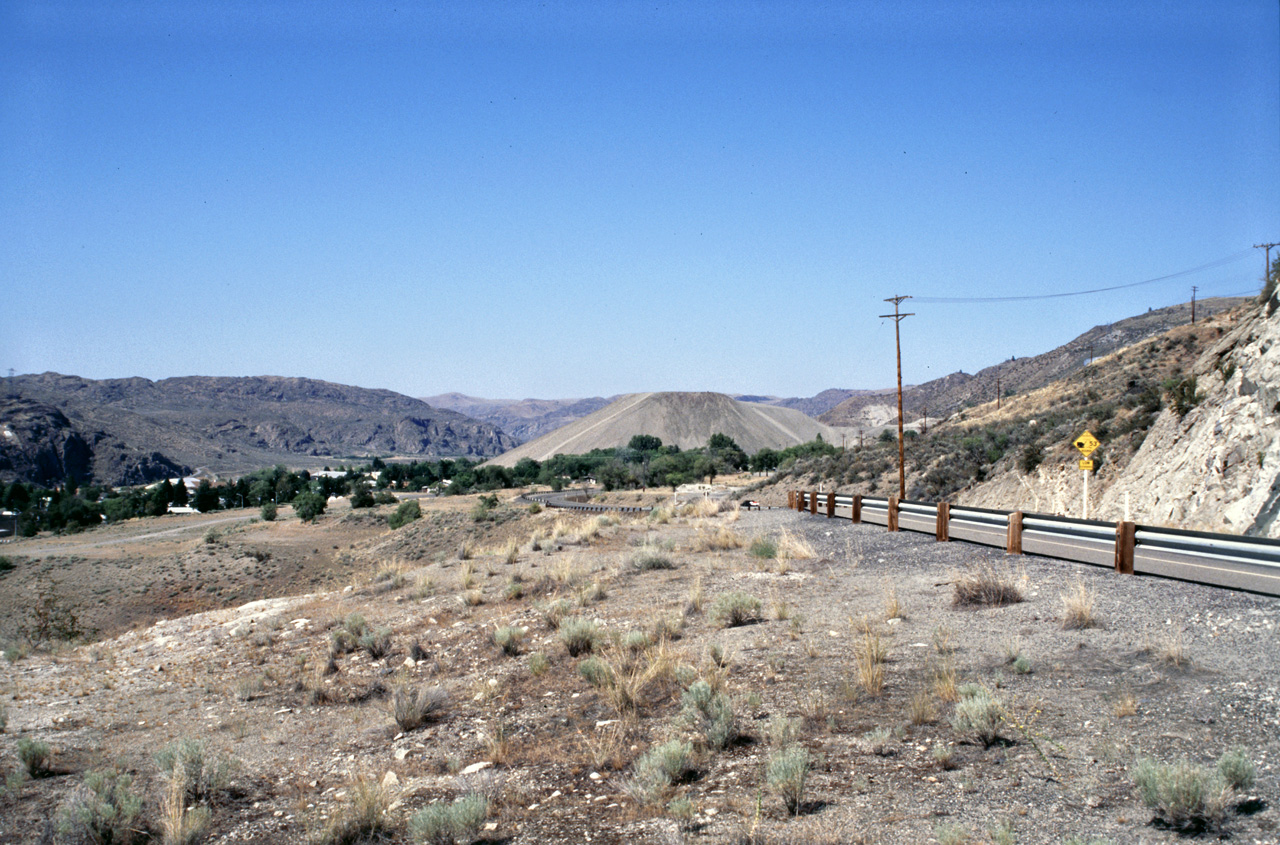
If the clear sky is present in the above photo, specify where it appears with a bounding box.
[3,1,1277,401]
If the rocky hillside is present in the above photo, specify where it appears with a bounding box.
[819,297,1246,430]
[487,391,848,467]
[422,393,618,444]
[1094,297,1280,534]
[734,388,871,418]
[3,375,516,486]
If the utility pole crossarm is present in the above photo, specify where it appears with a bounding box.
[881,295,913,501]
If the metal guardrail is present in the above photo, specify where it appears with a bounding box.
[519,490,651,514]
[787,490,1280,598]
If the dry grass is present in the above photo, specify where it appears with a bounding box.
[159,770,211,845]
[855,627,887,697]
[459,561,477,589]
[883,584,905,620]
[952,563,1025,607]
[932,659,959,702]
[1060,577,1099,629]
[502,538,520,565]
[1114,690,1138,718]
[692,525,745,551]
[777,529,816,560]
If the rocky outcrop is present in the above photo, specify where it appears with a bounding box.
[1096,302,1280,536]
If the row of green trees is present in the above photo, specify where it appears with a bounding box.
[3,434,833,535]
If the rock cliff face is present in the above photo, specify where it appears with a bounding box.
[2,375,516,486]
[1096,301,1280,536]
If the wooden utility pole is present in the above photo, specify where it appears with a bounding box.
[996,372,1001,409]
[1256,243,1280,292]
[1191,285,1198,323]
[880,295,913,500]
[921,406,928,436]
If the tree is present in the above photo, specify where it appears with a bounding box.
[628,434,663,452]
[750,448,781,473]
[708,433,741,452]
[193,480,221,513]
[694,456,718,485]
[170,479,189,506]
[292,491,326,523]
[349,482,376,509]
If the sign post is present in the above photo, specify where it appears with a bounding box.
[1072,431,1100,519]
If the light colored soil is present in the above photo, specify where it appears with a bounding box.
[1,500,1278,844]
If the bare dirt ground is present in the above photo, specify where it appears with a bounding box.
[1,494,1278,844]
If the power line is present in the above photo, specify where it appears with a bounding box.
[913,250,1253,304]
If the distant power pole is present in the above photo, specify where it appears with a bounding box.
[996,373,1001,410]
[1256,242,1280,291]
[880,295,913,501]
[921,406,928,436]
[1191,286,1198,323]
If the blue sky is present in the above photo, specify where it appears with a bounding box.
[3,1,1277,401]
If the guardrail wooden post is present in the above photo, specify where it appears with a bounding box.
[887,497,899,532]
[936,501,950,541]
[1115,521,1136,574]
[809,492,818,515]
[826,492,836,518]
[851,495,862,523]
[788,491,795,510]
[1007,511,1023,554]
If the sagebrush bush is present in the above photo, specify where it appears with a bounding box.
[748,536,778,559]
[628,740,693,806]
[1133,758,1232,831]
[629,546,675,571]
[392,684,448,731]
[766,744,810,815]
[560,617,599,656]
[528,652,549,676]
[18,737,50,777]
[708,592,762,628]
[409,794,489,845]
[578,656,613,688]
[1217,747,1256,792]
[951,687,1006,748]
[493,625,525,656]
[58,769,143,845]
[680,680,738,750]
[359,627,393,659]
[155,738,235,803]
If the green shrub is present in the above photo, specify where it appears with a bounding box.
[952,564,1024,607]
[680,680,738,750]
[528,652,549,676]
[1163,376,1205,418]
[358,627,393,659]
[18,737,51,777]
[766,744,810,815]
[629,546,675,571]
[408,793,488,845]
[748,536,778,559]
[292,491,327,523]
[628,740,694,805]
[951,688,1006,748]
[260,501,277,521]
[708,592,762,628]
[1132,757,1232,831]
[349,485,376,509]
[560,617,599,656]
[527,502,543,514]
[1217,747,1256,791]
[388,499,422,530]
[493,626,525,657]
[58,768,143,845]
[374,490,398,505]
[0,555,15,573]
[578,656,612,687]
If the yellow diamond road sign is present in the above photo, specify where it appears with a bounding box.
[1073,431,1100,457]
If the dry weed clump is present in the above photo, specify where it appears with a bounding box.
[777,529,815,560]
[392,684,448,731]
[630,544,676,571]
[160,769,211,845]
[1060,576,1099,629]
[952,563,1025,607]
[692,525,745,552]
[855,625,887,697]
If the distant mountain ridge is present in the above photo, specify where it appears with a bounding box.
[487,391,848,467]
[422,393,619,443]
[2,374,516,486]
[819,297,1247,428]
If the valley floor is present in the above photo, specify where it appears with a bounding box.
[2,496,1278,843]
